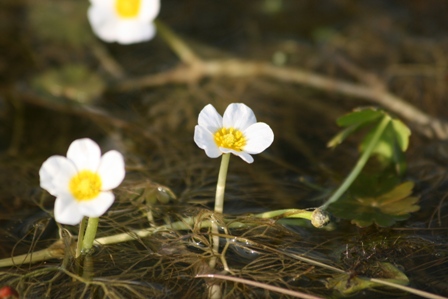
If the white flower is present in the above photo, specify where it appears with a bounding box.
[88,0,160,44]
[39,138,125,225]
[194,103,274,163]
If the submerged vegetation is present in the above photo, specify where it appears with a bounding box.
[1,1,448,298]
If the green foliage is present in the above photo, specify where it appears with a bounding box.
[329,180,420,227]
[324,107,419,227]
[328,107,411,175]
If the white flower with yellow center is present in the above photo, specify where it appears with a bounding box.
[39,138,125,225]
[194,103,274,163]
[88,0,160,44]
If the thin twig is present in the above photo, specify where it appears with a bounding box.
[115,58,448,140]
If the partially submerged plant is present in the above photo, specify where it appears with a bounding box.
[319,107,419,227]
[194,103,274,213]
[39,138,125,255]
[0,108,436,299]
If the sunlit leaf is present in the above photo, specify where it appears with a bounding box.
[329,108,410,174]
[328,181,420,227]
[336,108,384,127]
[327,123,362,148]
[328,108,384,148]
[392,119,411,151]
[360,122,394,161]
[358,117,410,174]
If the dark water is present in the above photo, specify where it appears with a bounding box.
[0,0,447,298]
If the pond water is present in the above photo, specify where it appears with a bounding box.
[0,1,447,298]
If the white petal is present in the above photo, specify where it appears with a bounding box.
[223,103,257,131]
[88,0,158,44]
[39,156,77,197]
[67,138,101,171]
[115,21,156,44]
[89,0,110,7]
[194,125,222,158]
[243,123,274,154]
[97,150,125,190]
[235,152,254,163]
[78,191,115,218]
[139,0,161,22]
[39,156,67,196]
[220,148,254,163]
[54,196,84,225]
[198,104,223,134]
[88,5,117,43]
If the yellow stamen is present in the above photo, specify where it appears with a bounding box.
[115,0,141,18]
[214,127,246,151]
[69,170,102,201]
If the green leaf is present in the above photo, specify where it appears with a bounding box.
[391,119,411,151]
[336,108,384,127]
[327,122,363,148]
[328,108,385,148]
[328,181,420,227]
[360,122,394,161]
[358,118,411,175]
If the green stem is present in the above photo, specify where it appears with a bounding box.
[81,217,99,254]
[321,115,391,210]
[208,153,231,299]
[76,217,87,258]
[255,209,313,220]
[214,153,231,214]
[0,209,321,268]
[0,240,64,268]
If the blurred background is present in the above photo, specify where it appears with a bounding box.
[0,0,447,298]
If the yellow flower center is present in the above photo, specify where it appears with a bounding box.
[115,0,141,18]
[69,170,102,201]
[214,127,246,151]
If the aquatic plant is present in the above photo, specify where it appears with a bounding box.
[88,0,161,44]
[39,138,125,254]
[194,103,274,213]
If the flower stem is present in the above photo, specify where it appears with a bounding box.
[76,217,87,258]
[215,153,231,214]
[321,115,391,210]
[81,217,99,254]
[208,153,231,299]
